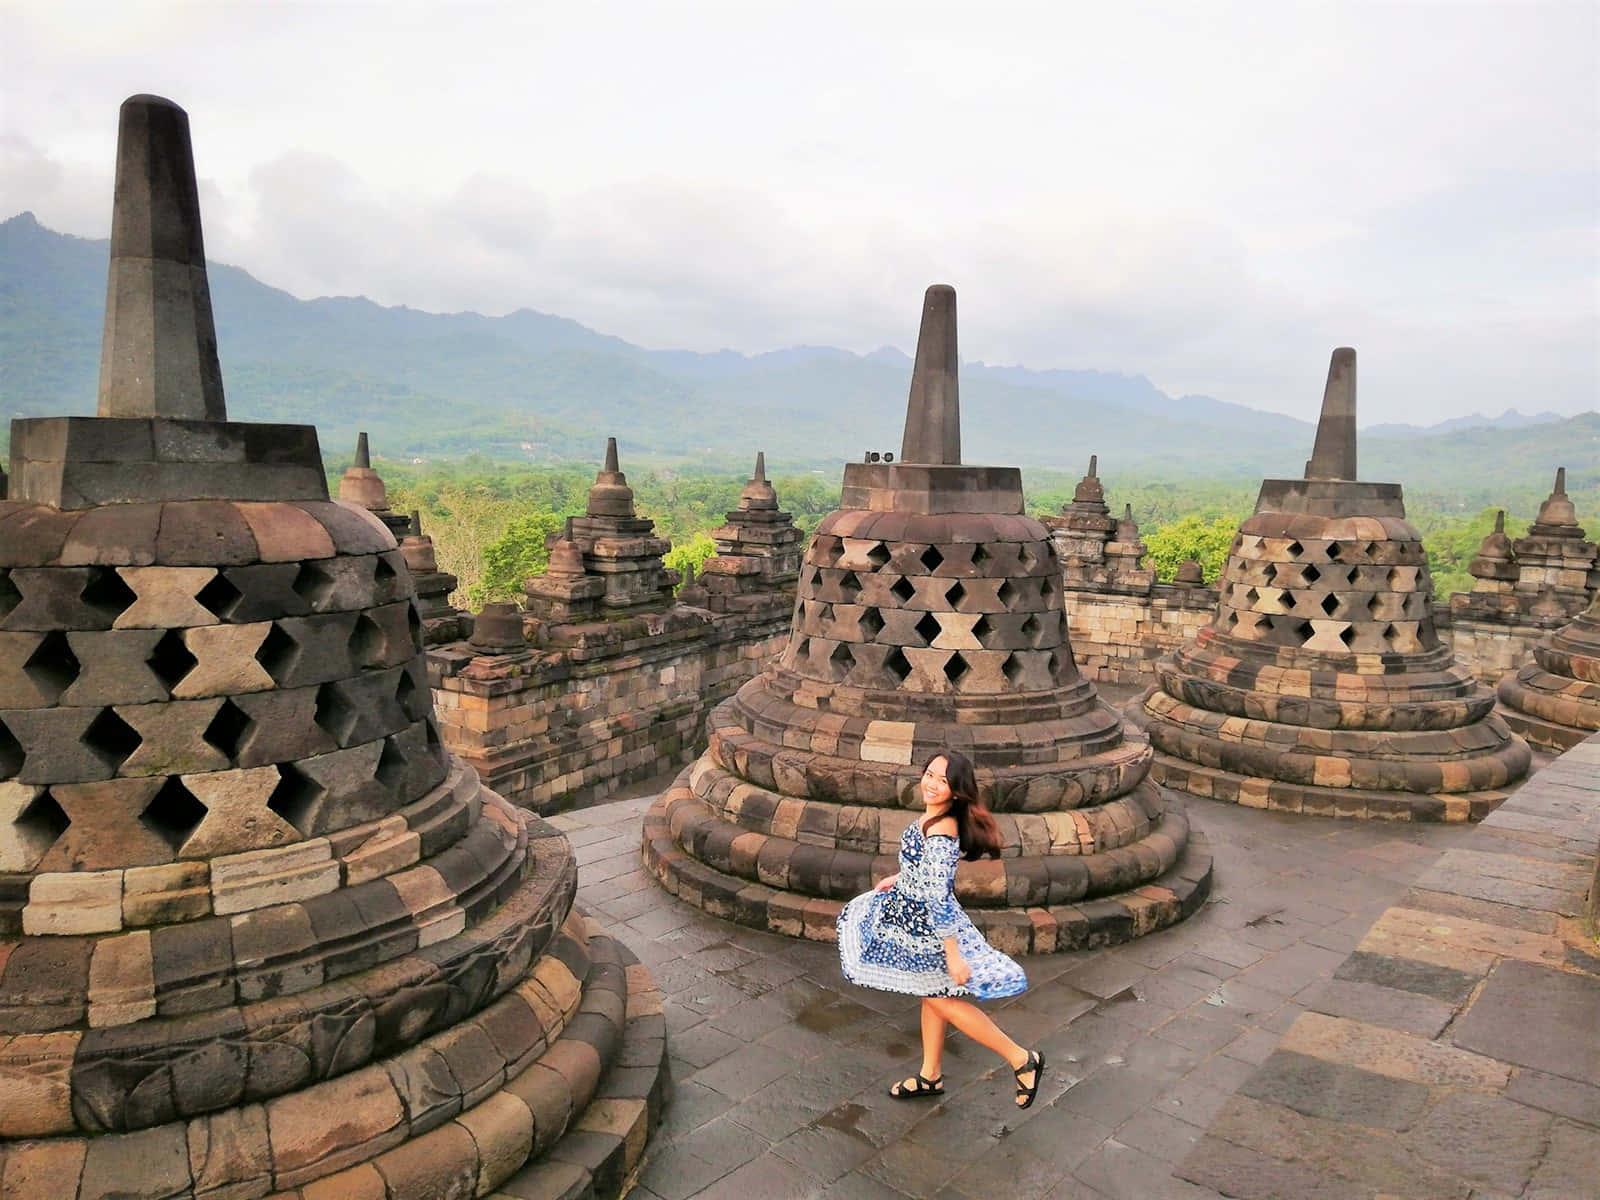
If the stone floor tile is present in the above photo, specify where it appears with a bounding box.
[636,1144,734,1200]
[1408,1091,1554,1195]
[1112,1109,1205,1164]
[771,1122,880,1184]
[694,1150,831,1200]
[1239,1050,1431,1130]
[669,1112,768,1174]
[690,1042,802,1101]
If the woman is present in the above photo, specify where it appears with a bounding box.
[837,750,1046,1108]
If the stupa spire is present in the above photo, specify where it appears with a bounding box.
[1303,347,1357,481]
[97,94,226,421]
[753,450,766,483]
[354,430,371,468]
[604,435,620,474]
[899,284,960,465]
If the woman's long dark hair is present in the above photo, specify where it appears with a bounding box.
[921,750,1003,860]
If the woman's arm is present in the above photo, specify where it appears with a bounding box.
[943,936,971,985]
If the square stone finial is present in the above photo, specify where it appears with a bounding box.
[97,94,227,423]
[1303,347,1357,482]
[899,284,961,466]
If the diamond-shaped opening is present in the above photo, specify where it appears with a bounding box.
[943,652,969,685]
[1225,611,1239,631]
[375,555,398,583]
[1320,593,1340,616]
[974,614,995,642]
[866,542,891,569]
[140,777,206,852]
[0,570,20,622]
[348,612,383,669]
[792,636,810,662]
[23,631,80,701]
[884,646,912,683]
[1287,541,1304,556]
[1387,567,1406,588]
[1363,542,1378,556]
[1382,623,1398,645]
[1326,541,1343,561]
[1020,614,1040,642]
[202,699,251,760]
[1294,620,1315,644]
[974,544,993,568]
[859,608,885,638]
[1262,562,1278,582]
[1303,563,1321,584]
[828,642,854,682]
[314,681,358,746]
[196,572,243,621]
[396,669,426,721]
[920,545,945,573]
[1244,586,1260,604]
[408,603,424,650]
[1346,567,1360,585]
[939,579,964,608]
[1002,652,1024,685]
[82,708,143,770]
[1340,624,1357,647]
[292,562,336,608]
[376,736,408,794]
[14,789,69,855]
[915,612,941,645]
[255,623,298,683]
[838,571,861,601]
[1047,650,1062,676]
[1278,592,1296,610]
[0,718,23,776]
[1368,594,1384,616]
[819,538,844,566]
[890,576,916,604]
[147,629,198,691]
[81,567,137,619]
[267,764,319,834]
[1040,576,1054,602]
[993,580,1013,608]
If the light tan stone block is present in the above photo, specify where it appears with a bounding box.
[1281,1011,1511,1089]
[25,868,124,935]
[87,928,157,1027]
[0,781,60,872]
[266,1066,406,1187]
[235,502,337,563]
[188,1100,273,1199]
[172,621,274,698]
[0,1030,79,1136]
[113,566,219,628]
[860,719,916,764]
[457,1091,535,1194]
[211,838,339,915]
[123,859,211,925]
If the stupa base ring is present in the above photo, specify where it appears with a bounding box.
[641,778,1212,955]
[1143,748,1514,822]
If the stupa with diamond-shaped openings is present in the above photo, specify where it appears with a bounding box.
[1128,349,1531,820]
[641,285,1212,953]
[0,94,662,1198]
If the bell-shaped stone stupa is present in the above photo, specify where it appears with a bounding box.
[1130,349,1531,821]
[0,96,662,1199]
[1497,591,1600,751]
[642,285,1213,953]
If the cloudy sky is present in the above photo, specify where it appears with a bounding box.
[2,1,1596,424]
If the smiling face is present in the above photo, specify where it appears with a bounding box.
[920,756,953,813]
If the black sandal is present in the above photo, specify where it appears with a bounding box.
[1013,1050,1045,1109]
[888,1073,944,1099]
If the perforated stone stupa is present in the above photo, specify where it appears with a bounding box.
[1130,349,1531,821]
[0,95,662,1199]
[642,285,1213,953]
[1497,592,1600,751]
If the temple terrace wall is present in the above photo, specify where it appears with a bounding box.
[1063,584,1215,683]
[429,604,791,814]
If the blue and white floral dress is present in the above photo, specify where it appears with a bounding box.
[837,821,1027,1000]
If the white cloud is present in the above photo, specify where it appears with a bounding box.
[1,0,1594,425]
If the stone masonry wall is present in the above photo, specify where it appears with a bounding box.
[1063,585,1216,684]
[430,607,789,813]
[1440,612,1551,685]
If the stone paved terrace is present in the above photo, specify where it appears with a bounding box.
[549,718,1596,1199]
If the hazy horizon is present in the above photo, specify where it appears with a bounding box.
[3,2,1595,425]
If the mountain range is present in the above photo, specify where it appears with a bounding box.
[2,211,1593,502]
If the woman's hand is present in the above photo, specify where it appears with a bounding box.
[874,873,899,892]
[946,951,971,987]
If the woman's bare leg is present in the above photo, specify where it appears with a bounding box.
[923,995,1038,1101]
[918,998,949,1082]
